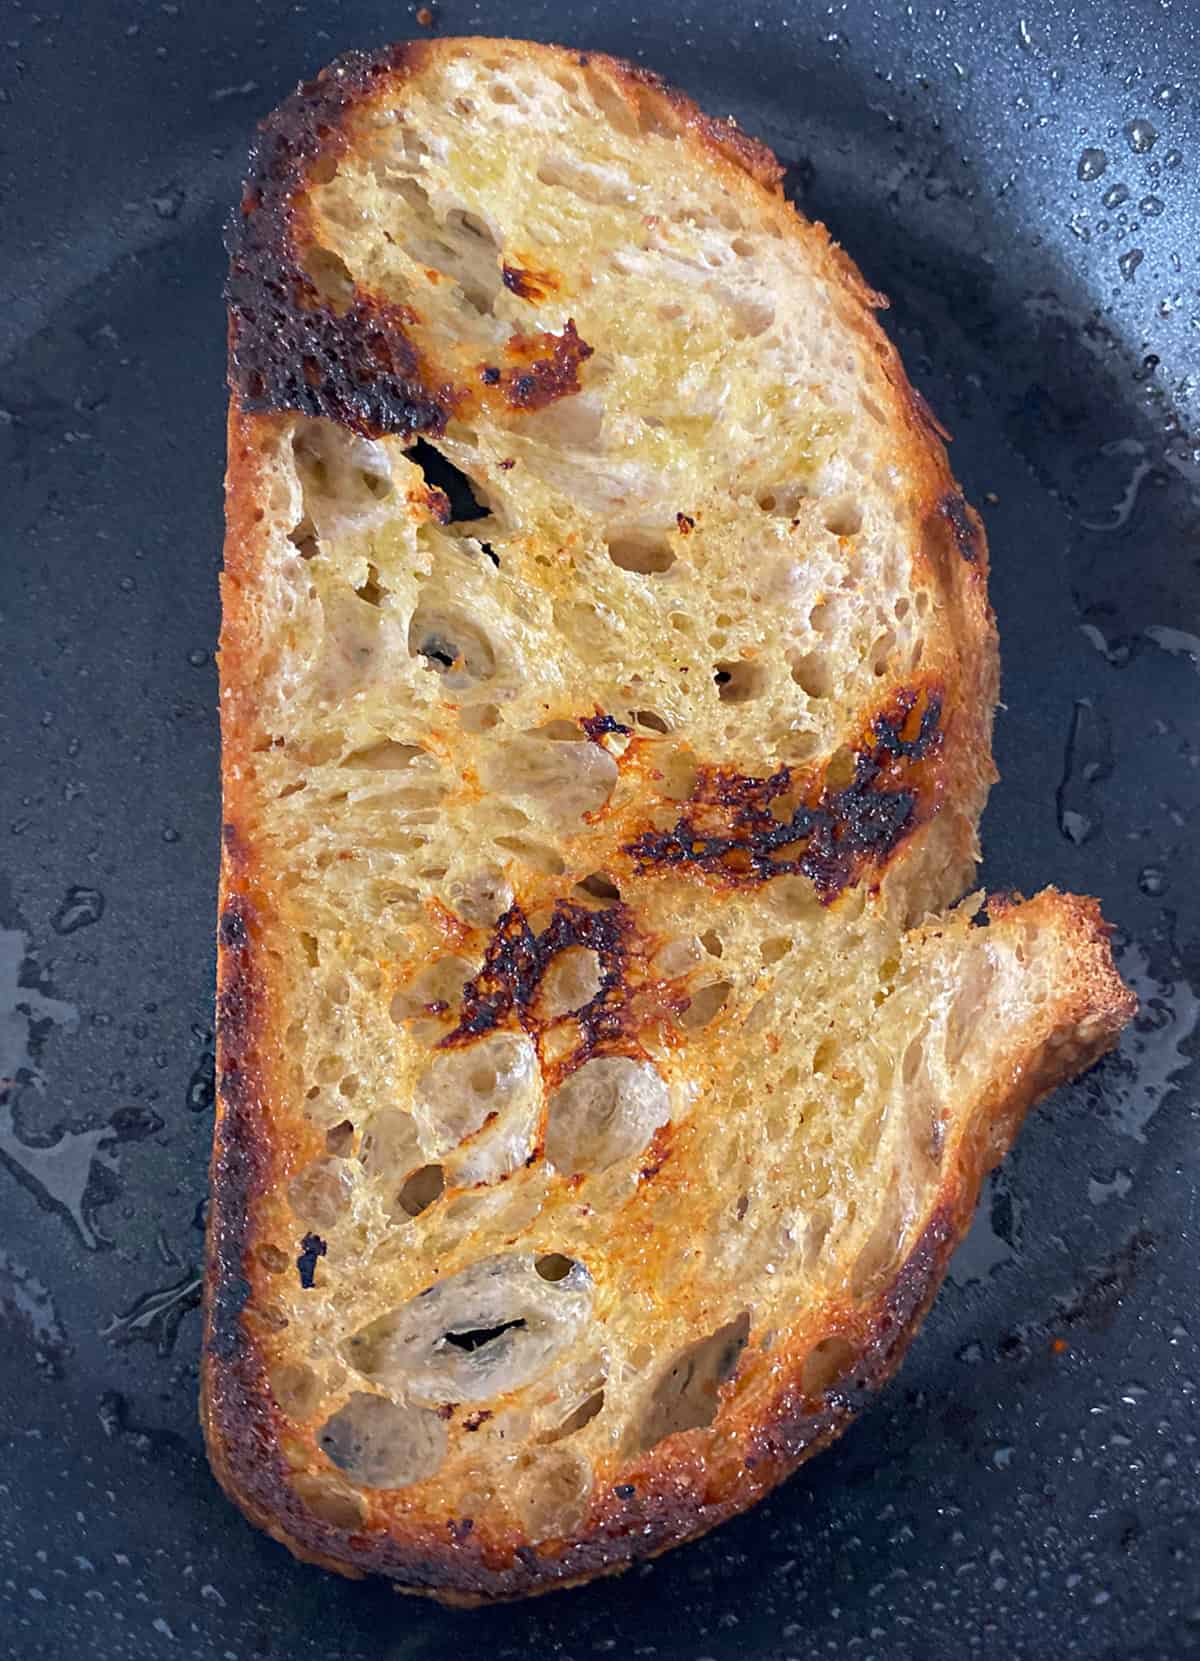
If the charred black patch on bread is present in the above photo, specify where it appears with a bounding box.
[296,1232,328,1289]
[936,492,981,563]
[227,43,460,437]
[580,709,632,743]
[628,687,944,901]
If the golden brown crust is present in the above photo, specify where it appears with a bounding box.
[205,38,1134,1603]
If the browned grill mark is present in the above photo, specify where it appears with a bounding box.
[626,687,944,901]
[936,492,981,563]
[481,321,594,412]
[437,898,688,1083]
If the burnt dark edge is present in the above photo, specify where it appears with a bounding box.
[225,42,457,438]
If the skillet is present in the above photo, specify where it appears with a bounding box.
[1,2,1198,1656]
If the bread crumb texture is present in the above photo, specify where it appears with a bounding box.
[207,37,1134,1600]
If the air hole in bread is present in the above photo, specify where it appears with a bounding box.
[413,1033,540,1162]
[288,518,320,561]
[300,243,356,312]
[443,866,513,927]
[271,1360,322,1418]
[945,951,997,1069]
[489,81,519,105]
[407,600,497,688]
[651,936,703,978]
[634,709,670,733]
[494,834,568,875]
[825,745,857,791]
[760,936,792,964]
[606,534,676,575]
[391,956,473,1024]
[345,1254,594,1403]
[481,732,617,826]
[407,439,490,522]
[539,946,604,1019]
[291,1472,366,1530]
[319,1394,448,1489]
[354,564,387,606]
[699,929,724,958]
[659,750,699,801]
[359,1109,422,1182]
[542,1387,605,1441]
[339,740,425,770]
[288,1157,356,1230]
[821,495,863,537]
[787,648,834,699]
[575,871,621,905]
[516,1448,594,1542]
[534,1252,576,1282]
[894,595,911,620]
[292,421,393,534]
[459,701,501,733]
[325,1119,356,1156]
[545,1056,671,1175]
[681,981,732,1029]
[257,1243,290,1275]
[872,629,896,677]
[850,1197,907,1301]
[801,1335,857,1397]
[398,1163,445,1218]
[633,1311,750,1452]
[714,659,765,702]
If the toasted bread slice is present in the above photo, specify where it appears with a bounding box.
[204,37,1135,1602]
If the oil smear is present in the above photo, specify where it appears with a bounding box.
[1096,939,1199,1143]
[0,926,117,1250]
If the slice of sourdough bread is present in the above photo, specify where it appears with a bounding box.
[204,36,1135,1603]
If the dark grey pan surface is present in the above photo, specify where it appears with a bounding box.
[1,1,1198,1656]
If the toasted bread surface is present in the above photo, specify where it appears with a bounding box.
[205,37,1134,1602]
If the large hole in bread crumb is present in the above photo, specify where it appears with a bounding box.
[537,153,634,206]
[407,440,490,522]
[271,1360,322,1418]
[633,1312,750,1453]
[346,1254,594,1403]
[574,871,622,906]
[397,1164,444,1218]
[538,947,604,1019]
[545,1057,671,1175]
[413,1033,541,1162]
[787,648,834,699]
[607,534,676,575]
[408,600,497,688]
[515,1448,594,1542]
[301,244,356,312]
[715,659,766,703]
[340,740,425,770]
[801,1335,857,1397]
[482,733,617,827]
[291,1472,366,1530]
[288,1157,355,1230]
[494,834,568,875]
[821,496,863,538]
[681,981,732,1029]
[319,1393,448,1489]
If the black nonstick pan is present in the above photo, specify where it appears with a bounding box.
[2,2,1198,1656]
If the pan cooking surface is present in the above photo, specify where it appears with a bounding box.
[1,3,1198,1656]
